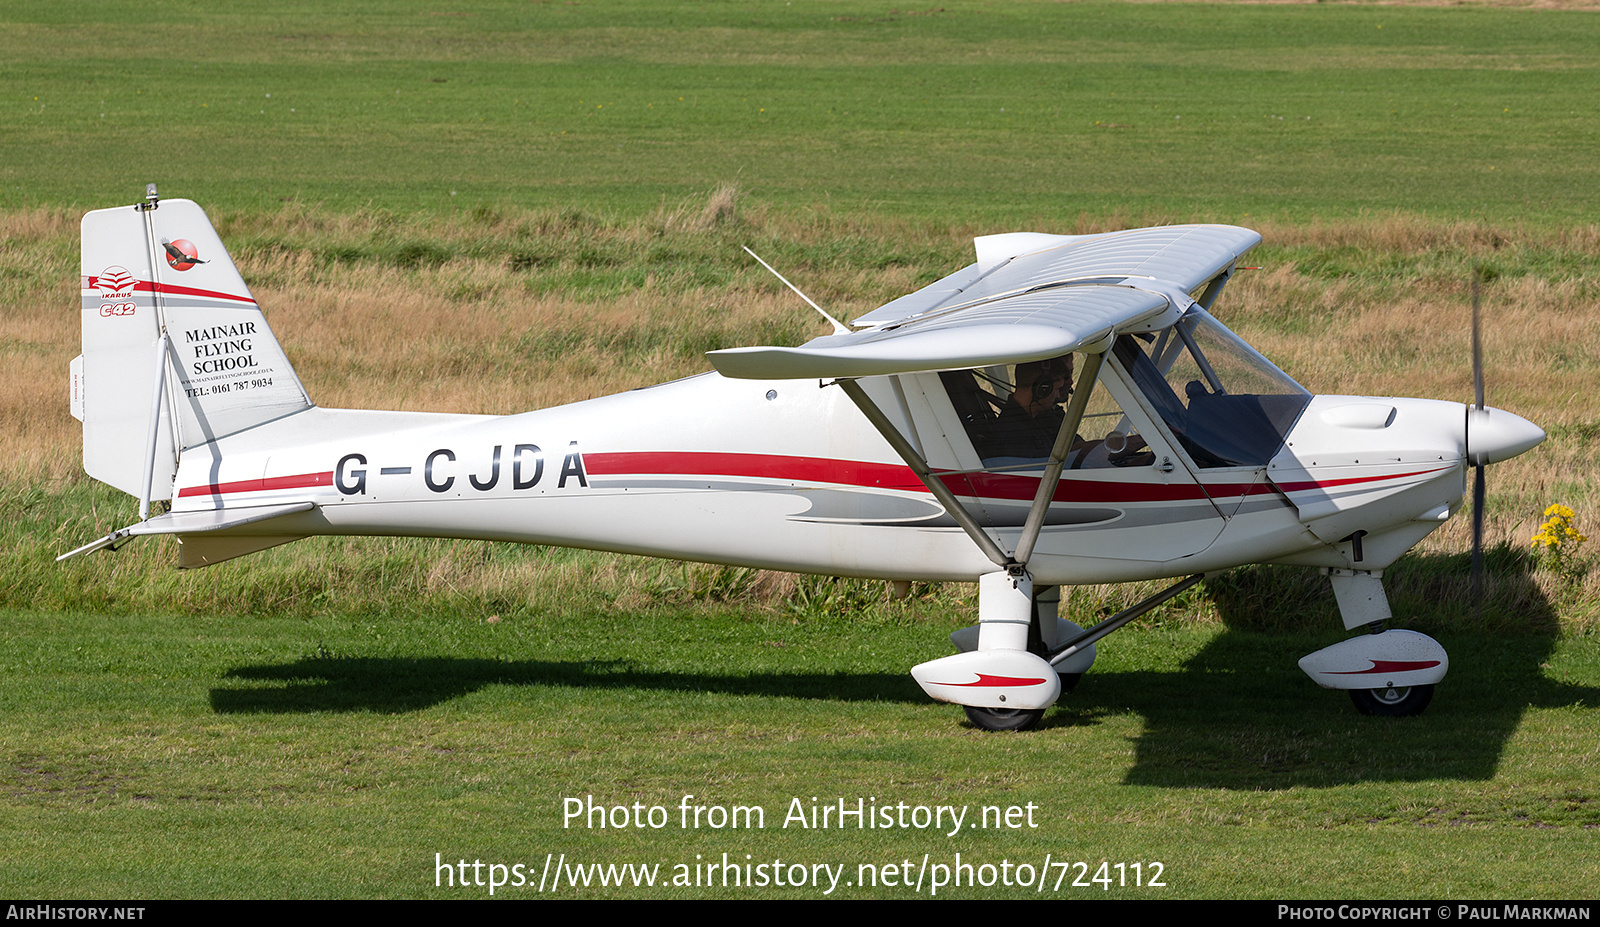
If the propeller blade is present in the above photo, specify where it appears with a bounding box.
[1470,269,1486,613]
[1471,461,1486,608]
[1471,269,1485,411]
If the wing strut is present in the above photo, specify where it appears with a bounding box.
[1194,266,1233,312]
[1013,348,1107,565]
[838,346,1109,571]
[836,379,1011,568]
[1048,574,1205,667]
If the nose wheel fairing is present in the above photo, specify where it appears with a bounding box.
[1298,628,1449,693]
[1298,571,1449,717]
[912,572,1062,713]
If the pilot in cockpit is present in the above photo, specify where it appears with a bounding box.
[988,356,1079,461]
[981,353,1153,469]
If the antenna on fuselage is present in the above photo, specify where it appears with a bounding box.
[742,246,850,335]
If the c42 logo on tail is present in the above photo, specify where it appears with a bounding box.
[96,265,137,316]
[335,443,589,496]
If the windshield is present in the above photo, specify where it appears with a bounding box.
[1116,308,1310,468]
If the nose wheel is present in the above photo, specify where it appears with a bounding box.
[963,706,1045,732]
[1349,683,1434,717]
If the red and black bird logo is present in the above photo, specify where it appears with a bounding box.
[160,238,206,271]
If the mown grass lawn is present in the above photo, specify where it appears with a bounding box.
[4,1,1600,224]
[3,602,1598,898]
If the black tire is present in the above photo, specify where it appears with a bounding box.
[963,706,1045,732]
[1058,672,1083,694]
[1349,683,1434,717]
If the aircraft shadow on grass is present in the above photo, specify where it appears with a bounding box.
[210,657,912,717]
[210,551,1594,789]
[1097,549,1595,789]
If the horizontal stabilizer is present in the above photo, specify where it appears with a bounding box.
[56,501,315,562]
[129,501,316,535]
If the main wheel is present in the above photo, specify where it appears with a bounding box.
[1349,683,1434,717]
[963,705,1045,732]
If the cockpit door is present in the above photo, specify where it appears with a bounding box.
[905,351,1228,576]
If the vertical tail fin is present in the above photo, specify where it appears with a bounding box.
[77,190,311,503]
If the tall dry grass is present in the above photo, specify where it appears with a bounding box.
[6,196,1596,624]
[0,207,79,480]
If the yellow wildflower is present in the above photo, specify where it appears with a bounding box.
[1531,504,1586,586]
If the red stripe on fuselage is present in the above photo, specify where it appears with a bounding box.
[178,471,332,498]
[584,451,1448,505]
[1272,466,1453,494]
[585,451,927,492]
[171,455,1453,506]
[585,451,1213,503]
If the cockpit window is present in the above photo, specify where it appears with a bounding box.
[1116,308,1310,468]
[939,354,1156,471]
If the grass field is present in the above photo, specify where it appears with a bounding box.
[3,0,1599,900]
[4,604,1599,898]
[6,1,1600,222]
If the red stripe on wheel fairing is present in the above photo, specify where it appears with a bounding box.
[934,674,1049,688]
[1328,660,1442,675]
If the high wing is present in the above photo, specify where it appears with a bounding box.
[708,225,1262,380]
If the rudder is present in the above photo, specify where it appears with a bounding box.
[76,188,311,503]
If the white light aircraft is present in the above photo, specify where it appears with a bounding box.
[62,186,1546,730]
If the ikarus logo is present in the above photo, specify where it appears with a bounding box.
[96,266,134,299]
[96,265,137,317]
